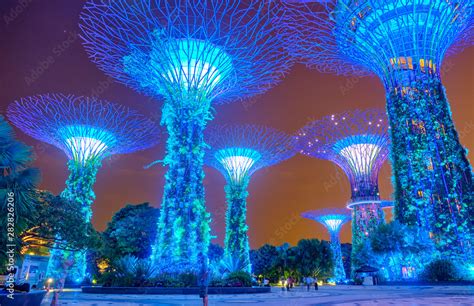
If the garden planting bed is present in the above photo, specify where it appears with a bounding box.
[82,286,271,295]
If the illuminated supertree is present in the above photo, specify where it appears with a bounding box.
[302,208,351,281]
[280,0,474,259]
[296,109,390,255]
[79,0,291,271]
[7,93,159,282]
[205,124,295,273]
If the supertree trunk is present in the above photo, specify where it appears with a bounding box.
[224,180,251,273]
[385,74,473,259]
[62,160,100,222]
[351,203,384,248]
[8,93,160,283]
[47,160,100,283]
[153,98,212,272]
[329,232,346,282]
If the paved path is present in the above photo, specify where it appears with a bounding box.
[40,285,474,305]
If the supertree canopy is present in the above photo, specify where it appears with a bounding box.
[302,208,351,281]
[7,93,159,282]
[280,0,474,259]
[296,109,390,253]
[80,0,291,272]
[205,124,295,272]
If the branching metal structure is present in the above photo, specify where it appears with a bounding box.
[302,208,351,281]
[80,0,291,272]
[281,0,474,259]
[8,93,159,283]
[296,109,390,253]
[206,124,295,273]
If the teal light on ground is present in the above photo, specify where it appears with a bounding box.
[469,265,474,279]
[215,147,261,185]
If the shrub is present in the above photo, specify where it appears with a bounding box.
[219,254,250,275]
[224,271,252,287]
[152,272,198,287]
[97,271,115,287]
[109,255,157,287]
[209,277,226,287]
[354,277,363,285]
[421,259,458,282]
[178,272,198,287]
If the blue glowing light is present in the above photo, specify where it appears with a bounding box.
[335,136,383,176]
[206,124,295,273]
[297,110,390,267]
[8,94,160,282]
[7,94,160,161]
[303,210,351,235]
[124,37,234,99]
[60,125,115,164]
[332,0,467,79]
[468,265,474,280]
[80,0,292,272]
[206,124,296,185]
[81,0,292,104]
[282,0,474,262]
[166,39,233,91]
[165,38,230,93]
[302,208,351,281]
[215,148,262,185]
[322,217,345,233]
[280,0,473,80]
[80,0,292,273]
[296,109,390,201]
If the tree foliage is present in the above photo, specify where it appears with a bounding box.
[341,243,352,279]
[0,116,99,270]
[103,203,159,260]
[351,239,377,273]
[369,221,436,280]
[294,239,333,278]
[0,116,40,232]
[250,244,279,278]
[0,116,40,268]
[208,243,224,263]
[21,191,101,253]
[420,259,459,282]
[250,240,335,282]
